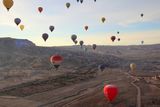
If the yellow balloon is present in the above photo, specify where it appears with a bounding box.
[19,25,24,31]
[3,0,14,11]
[130,63,136,72]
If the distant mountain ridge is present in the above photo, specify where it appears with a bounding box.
[0,37,35,48]
[0,37,125,70]
[0,37,159,72]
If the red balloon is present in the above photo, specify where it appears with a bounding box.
[103,85,118,102]
[50,55,63,64]
[38,7,43,13]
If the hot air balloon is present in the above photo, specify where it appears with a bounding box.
[74,40,78,45]
[84,26,88,31]
[66,2,70,8]
[111,36,116,42]
[104,85,118,102]
[98,64,107,72]
[79,41,84,48]
[50,55,63,70]
[38,7,43,13]
[49,26,54,32]
[71,34,77,42]
[130,63,136,72]
[141,13,144,18]
[19,25,24,31]
[92,44,97,50]
[117,31,120,34]
[101,17,106,23]
[42,33,49,42]
[3,0,14,11]
[80,0,83,3]
[141,41,144,44]
[14,18,21,26]
[118,38,120,41]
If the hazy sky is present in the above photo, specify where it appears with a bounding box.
[0,0,160,46]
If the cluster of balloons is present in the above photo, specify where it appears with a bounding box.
[14,18,24,31]
[3,0,24,31]
[3,0,144,104]
[69,17,107,50]
[71,34,78,45]
[42,26,55,42]
[110,31,121,42]
[3,0,144,44]
[76,0,97,3]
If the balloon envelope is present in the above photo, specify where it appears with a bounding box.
[50,55,63,64]
[3,0,14,11]
[118,38,120,41]
[38,7,43,13]
[104,85,118,102]
[92,44,97,50]
[19,25,24,31]
[141,41,144,44]
[49,26,54,32]
[85,26,88,31]
[50,55,63,70]
[74,40,78,45]
[98,64,107,71]
[42,33,49,42]
[71,34,77,42]
[79,41,84,46]
[130,63,136,72]
[66,3,70,8]
[102,17,106,23]
[14,18,21,26]
[111,36,116,42]
[141,13,144,17]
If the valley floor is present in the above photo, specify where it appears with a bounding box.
[0,69,160,107]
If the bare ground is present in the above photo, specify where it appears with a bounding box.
[0,69,159,107]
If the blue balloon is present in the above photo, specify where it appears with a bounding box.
[14,18,21,26]
[98,64,108,71]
